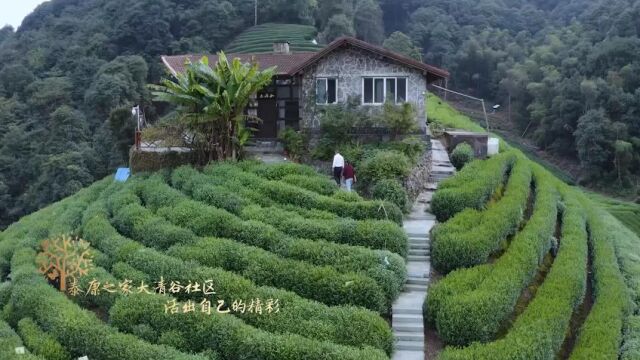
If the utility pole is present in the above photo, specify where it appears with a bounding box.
[255,0,258,26]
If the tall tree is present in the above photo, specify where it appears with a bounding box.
[354,0,385,44]
[383,31,422,61]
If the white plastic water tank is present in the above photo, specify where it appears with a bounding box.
[487,138,500,156]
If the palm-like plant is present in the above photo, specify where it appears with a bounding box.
[151,53,275,162]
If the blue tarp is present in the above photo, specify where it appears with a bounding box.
[114,168,131,182]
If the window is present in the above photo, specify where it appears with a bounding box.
[316,78,337,104]
[362,77,408,104]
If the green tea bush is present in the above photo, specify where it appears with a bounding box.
[431,158,534,273]
[0,319,44,360]
[168,238,387,311]
[281,174,337,196]
[331,190,364,202]
[450,142,474,170]
[17,318,71,360]
[371,179,408,212]
[568,202,631,359]
[278,128,308,161]
[249,162,318,180]
[110,294,388,360]
[81,203,394,353]
[429,166,559,345]
[431,151,516,222]
[438,189,588,359]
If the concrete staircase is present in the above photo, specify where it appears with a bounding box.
[392,139,455,360]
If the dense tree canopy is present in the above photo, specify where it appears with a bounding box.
[1,0,640,228]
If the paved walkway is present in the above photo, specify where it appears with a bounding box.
[392,139,455,360]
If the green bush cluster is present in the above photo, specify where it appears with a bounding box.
[450,142,474,170]
[278,128,308,161]
[8,249,208,360]
[248,162,319,180]
[17,318,71,360]
[371,179,409,213]
[135,178,406,300]
[431,158,534,273]
[203,164,404,224]
[358,150,411,186]
[110,293,388,360]
[428,166,559,345]
[0,319,43,360]
[438,189,588,359]
[281,174,337,196]
[80,198,394,354]
[568,202,631,359]
[431,151,516,222]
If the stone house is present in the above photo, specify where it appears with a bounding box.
[161,37,449,139]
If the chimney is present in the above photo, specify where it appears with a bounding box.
[273,41,290,54]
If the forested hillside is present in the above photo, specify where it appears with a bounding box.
[1,0,639,229]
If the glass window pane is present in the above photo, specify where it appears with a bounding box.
[277,86,291,99]
[386,78,396,103]
[374,78,384,103]
[364,78,373,103]
[397,78,407,103]
[327,79,337,104]
[316,79,327,104]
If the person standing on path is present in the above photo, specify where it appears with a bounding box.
[343,161,356,192]
[332,151,344,186]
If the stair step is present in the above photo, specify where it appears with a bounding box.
[409,249,429,255]
[396,340,424,351]
[409,244,430,250]
[407,277,429,285]
[408,255,430,261]
[393,314,423,324]
[405,284,428,292]
[395,331,425,342]
[393,323,424,333]
[394,307,422,315]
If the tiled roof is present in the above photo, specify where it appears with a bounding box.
[161,52,317,76]
[161,37,449,82]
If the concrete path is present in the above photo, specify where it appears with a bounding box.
[392,139,455,360]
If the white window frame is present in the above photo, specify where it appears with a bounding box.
[316,77,338,105]
[362,76,408,105]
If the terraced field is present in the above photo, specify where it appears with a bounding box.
[225,23,323,54]
[0,162,407,360]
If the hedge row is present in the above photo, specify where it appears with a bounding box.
[438,189,588,359]
[431,157,534,273]
[0,319,43,360]
[17,318,71,360]
[202,164,404,224]
[109,182,388,311]
[138,176,406,300]
[7,249,211,360]
[281,174,338,196]
[568,201,631,359]
[246,162,320,180]
[169,167,408,256]
[431,151,516,222]
[109,293,388,360]
[428,166,559,345]
[80,196,394,354]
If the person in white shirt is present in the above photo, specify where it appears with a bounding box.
[332,151,344,186]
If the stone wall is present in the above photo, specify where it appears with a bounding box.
[404,148,433,203]
[300,46,427,130]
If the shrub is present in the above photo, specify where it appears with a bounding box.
[431,151,516,222]
[388,136,426,163]
[17,318,71,360]
[437,189,588,359]
[249,162,318,180]
[278,128,307,161]
[431,158,534,273]
[358,150,411,186]
[380,101,418,138]
[110,293,388,360]
[371,179,409,212]
[429,166,559,345]
[331,190,364,202]
[81,199,395,354]
[281,174,337,196]
[450,142,474,170]
[0,319,43,360]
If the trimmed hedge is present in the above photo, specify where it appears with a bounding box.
[431,151,516,222]
[17,318,71,360]
[568,202,631,359]
[80,200,395,354]
[428,165,559,345]
[247,162,319,180]
[431,157,534,273]
[8,250,208,360]
[202,164,404,224]
[450,142,474,170]
[358,150,411,185]
[438,188,588,359]
[281,174,338,196]
[0,319,44,360]
[110,293,388,360]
